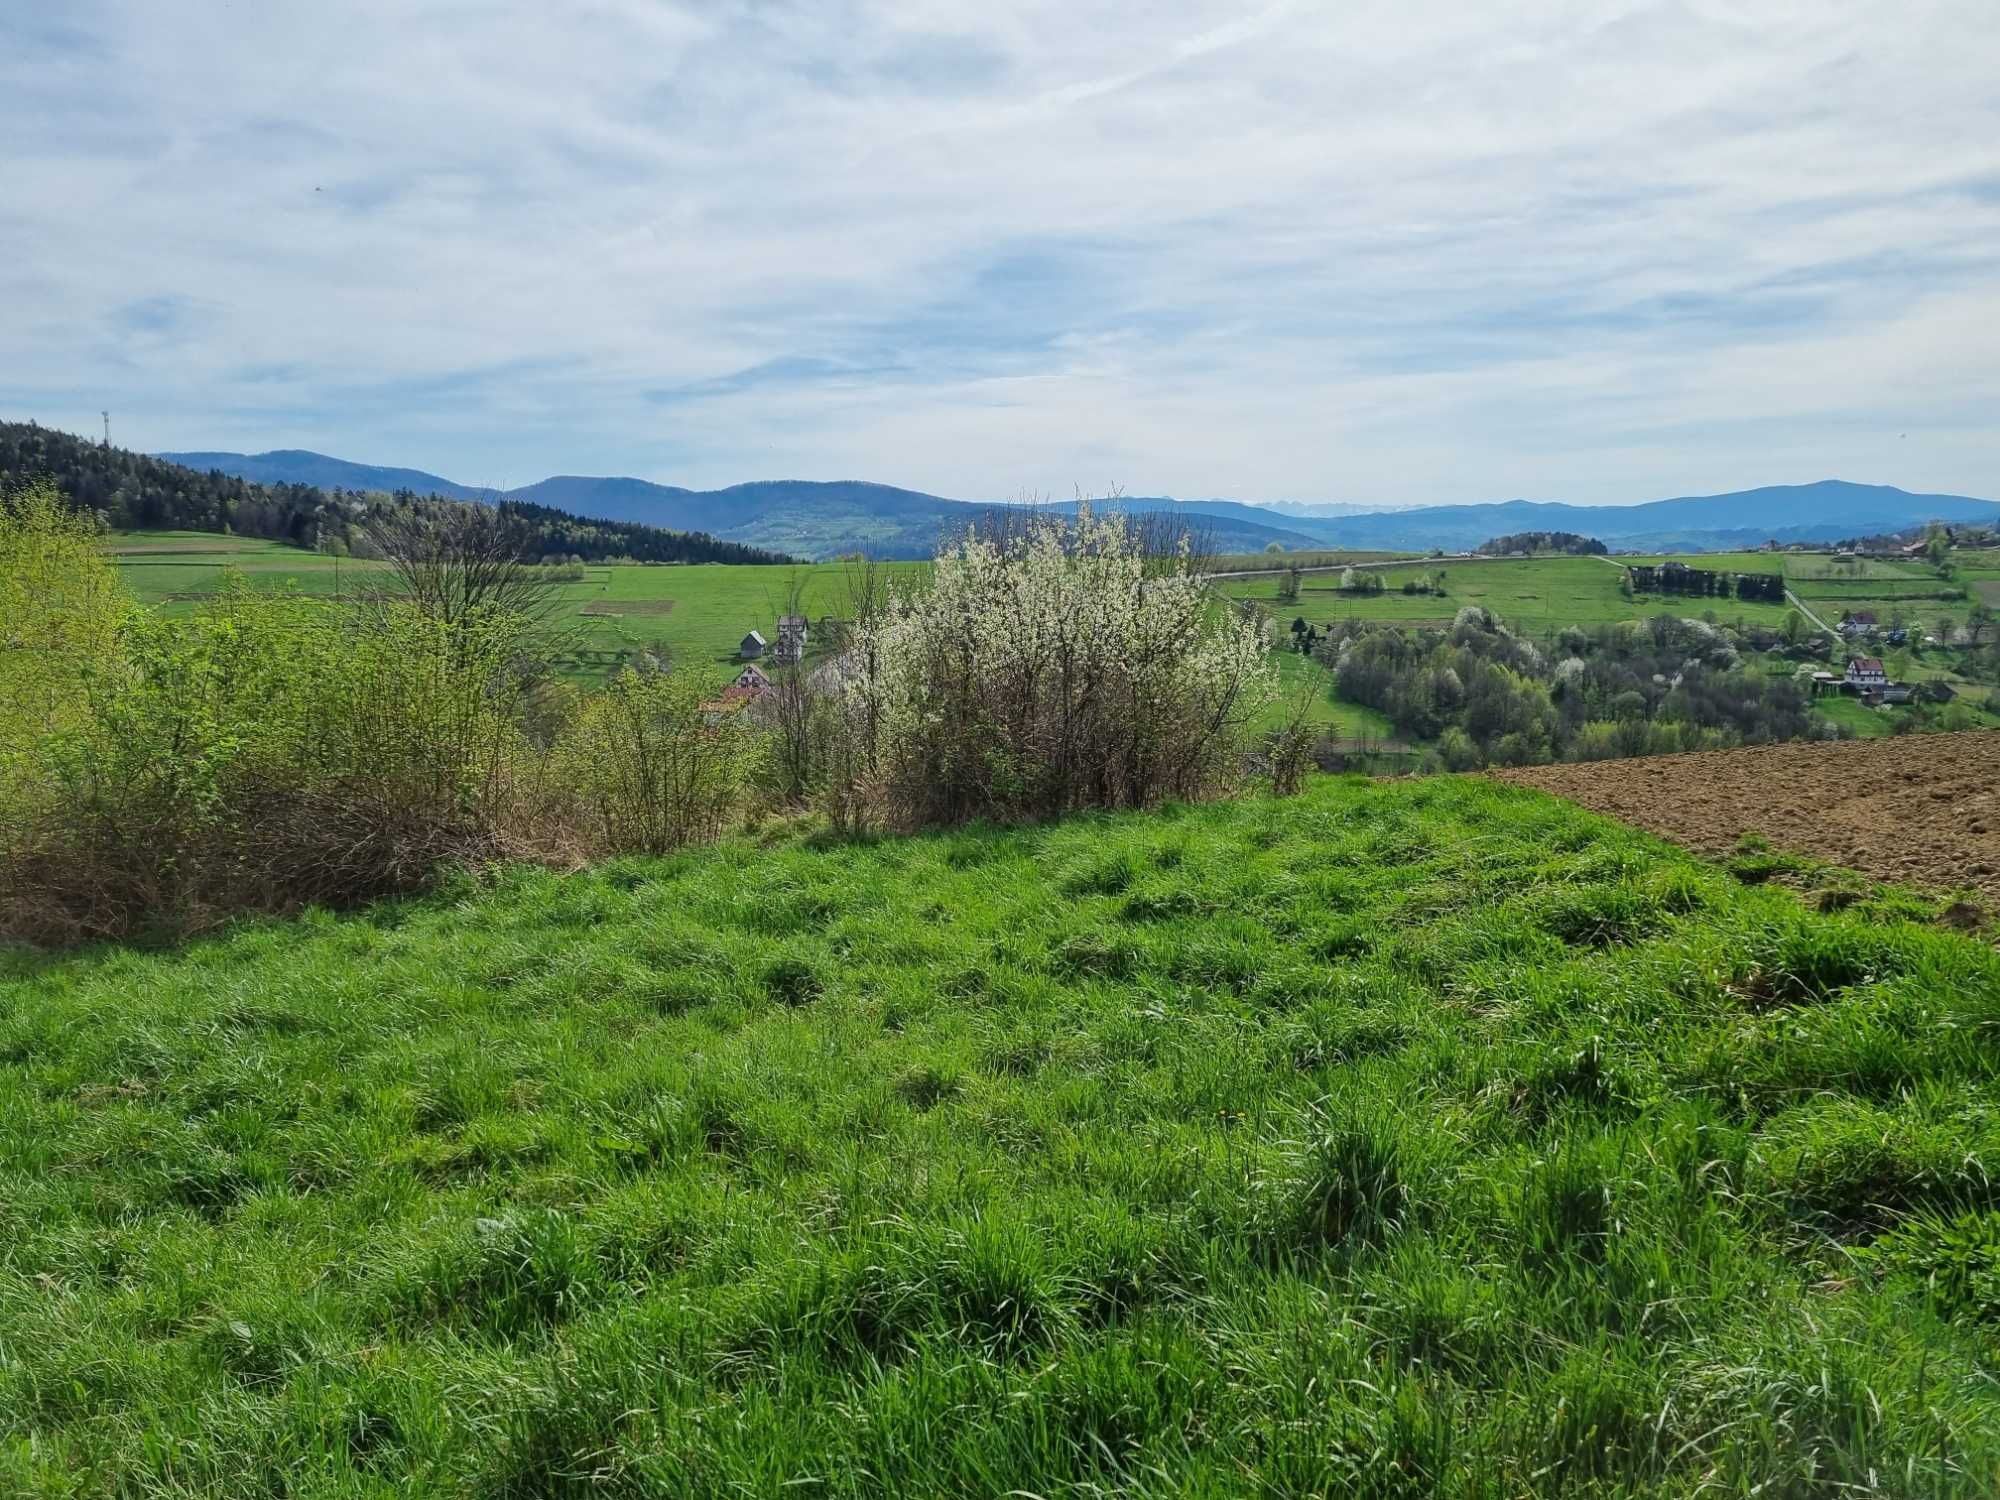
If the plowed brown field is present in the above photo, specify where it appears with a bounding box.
[1494,731,2000,908]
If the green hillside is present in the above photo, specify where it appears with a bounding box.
[107,535,925,685]
[5,776,1997,1496]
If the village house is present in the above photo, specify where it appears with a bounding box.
[1838,611,1877,638]
[701,663,771,722]
[739,629,767,661]
[1844,656,1888,691]
[772,613,809,665]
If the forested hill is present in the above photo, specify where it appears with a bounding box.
[1476,530,1608,556]
[0,421,793,564]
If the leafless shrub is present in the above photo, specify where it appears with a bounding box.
[361,500,557,630]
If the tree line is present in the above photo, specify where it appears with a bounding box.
[1318,608,1832,769]
[0,419,792,564]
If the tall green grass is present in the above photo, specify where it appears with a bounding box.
[3,775,1997,1495]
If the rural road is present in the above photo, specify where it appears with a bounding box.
[1203,553,1484,583]
[1784,590,1840,640]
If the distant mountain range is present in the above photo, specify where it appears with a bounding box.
[159,449,2000,559]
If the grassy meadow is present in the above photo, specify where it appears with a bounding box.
[108,534,924,682]
[1215,555,1798,634]
[4,774,1999,1495]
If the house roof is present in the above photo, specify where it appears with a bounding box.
[1848,657,1885,673]
[778,614,807,629]
[741,629,766,646]
[1847,612,1877,623]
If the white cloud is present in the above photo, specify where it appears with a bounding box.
[3,0,1996,502]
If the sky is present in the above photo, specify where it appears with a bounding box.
[3,1,1998,507]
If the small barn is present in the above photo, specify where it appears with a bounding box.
[739,630,767,661]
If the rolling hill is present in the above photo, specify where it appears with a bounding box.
[157,450,2000,559]
[159,448,501,501]
[163,455,1324,558]
[1276,481,2000,552]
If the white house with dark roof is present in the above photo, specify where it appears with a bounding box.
[1845,656,1887,691]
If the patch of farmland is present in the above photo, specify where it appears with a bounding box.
[1495,731,2000,909]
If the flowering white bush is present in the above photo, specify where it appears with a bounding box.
[830,507,1274,827]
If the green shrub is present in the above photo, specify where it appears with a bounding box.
[2,515,773,943]
[552,668,764,856]
[4,583,542,942]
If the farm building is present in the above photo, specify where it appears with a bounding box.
[1845,657,1887,691]
[773,614,809,665]
[739,630,767,661]
[1839,611,1878,637]
[732,663,771,694]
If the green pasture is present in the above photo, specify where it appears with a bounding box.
[6,774,2000,1495]
[110,532,362,605]
[542,561,926,675]
[109,535,927,683]
[1220,555,1797,634]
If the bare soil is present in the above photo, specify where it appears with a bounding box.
[1494,731,2000,909]
[579,599,676,616]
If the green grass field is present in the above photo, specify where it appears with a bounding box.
[110,532,360,603]
[1205,549,1411,574]
[1809,696,1895,738]
[5,775,1998,1495]
[1264,647,1402,744]
[1613,550,1780,573]
[1218,555,1798,633]
[108,535,927,683]
[1607,550,1983,635]
[541,561,927,675]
